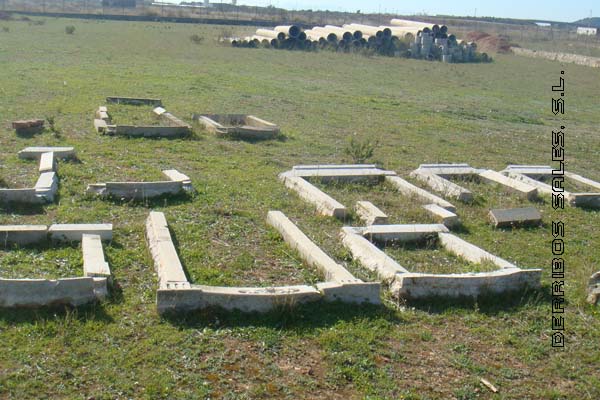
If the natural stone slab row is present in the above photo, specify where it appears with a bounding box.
[146,211,380,314]
[193,114,280,140]
[340,224,542,299]
[502,164,600,209]
[0,225,112,308]
[489,207,542,228]
[355,201,388,225]
[0,148,72,205]
[94,103,191,137]
[86,169,192,200]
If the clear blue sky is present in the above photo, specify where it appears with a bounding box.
[212,0,596,23]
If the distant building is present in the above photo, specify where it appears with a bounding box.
[535,22,551,27]
[577,27,598,36]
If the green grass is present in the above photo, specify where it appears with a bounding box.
[1,15,600,399]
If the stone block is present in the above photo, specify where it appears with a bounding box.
[414,163,481,177]
[362,224,448,242]
[145,211,188,285]
[438,232,517,269]
[385,176,456,211]
[38,152,56,173]
[289,164,396,182]
[82,234,111,278]
[410,170,473,202]
[0,188,45,205]
[94,119,108,133]
[162,169,191,185]
[266,210,357,282]
[479,169,538,200]
[34,172,58,202]
[49,224,112,242]
[316,281,381,304]
[340,227,408,281]
[489,207,542,228]
[0,277,101,307]
[280,174,347,218]
[0,225,48,246]
[18,146,75,160]
[422,204,460,228]
[567,193,600,209]
[355,201,388,225]
[565,172,600,191]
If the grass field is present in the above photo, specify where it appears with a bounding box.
[1,15,600,399]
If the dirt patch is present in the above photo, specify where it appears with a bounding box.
[466,31,513,54]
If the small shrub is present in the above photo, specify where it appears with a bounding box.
[65,25,75,34]
[344,134,378,163]
[189,34,204,44]
[45,116,60,137]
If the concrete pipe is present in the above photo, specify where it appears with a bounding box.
[274,25,301,39]
[440,25,448,35]
[382,27,392,38]
[432,24,440,35]
[353,30,363,40]
[390,18,432,28]
[324,25,354,41]
[270,38,278,47]
[304,29,324,41]
[298,31,307,41]
[256,28,286,41]
[343,23,379,36]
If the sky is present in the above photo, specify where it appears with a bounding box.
[200,0,597,23]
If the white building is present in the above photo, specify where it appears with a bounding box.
[577,27,598,36]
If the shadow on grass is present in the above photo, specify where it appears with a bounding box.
[161,300,402,332]
[0,202,46,215]
[406,284,552,316]
[0,301,114,323]
[88,191,194,208]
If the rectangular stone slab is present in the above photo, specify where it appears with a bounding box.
[503,165,553,179]
[422,204,460,228]
[162,169,191,184]
[289,164,396,180]
[146,211,189,285]
[316,281,381,304]
[362,224,448,242]
[415,163,480,177]
[489,207,542,228]
[391,268,542,299]
[156,284,321,314]
[18,146,75,160]
[478,169,538,200]
[38,152,56,173]
[0,225,47,246]
[438,232,517,269]
[49,224,113,242]
[0,188,45,205]
[0,277,100,308]
[82,234,111,277]
[565,172,600,191]
[113,125,190,137]
[410,170,473,202]
[355,201,388,225]
[340,227,409,281]
[385,176,456,212]
[267,211,357,282]
[94,119,108,133]
[504,172,554,195]
[280,174,346,218]
[12,119,44,129]
[567,193,600,208]
[104,181,184,200]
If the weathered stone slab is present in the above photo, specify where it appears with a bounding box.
[113,125,190,137]
[267,211,357,282]
[106,96,162,106]
[0,188,45,204]
[82,234,111,278]
[193,114,280,140]
[503,165,553,179]
[362,224,448,242]
[479,169,538,200]
[49,224,113,242]
[438,232,517,269]
[159,112,191,129]
[414,163,481,177]
[567,193,600,208]
[391,268,542,299]
[504,172,554,195]
[422,204,460,228]
[34,172,58,202]
[38,152,56,173]
[162,169,191,185]
[156,284,321,314]
[410,170,473,202]
[94,118,108,133]
[289,164,396,181]
[489,207,542,228]
[0,225,48,246]
[0,277,101,307]
[18,147,75,160]
[564,172,600,191]
[153,107,167,116]
[146,211,189,285]
[88,181,184,200]
[280,174,347,218]
[96,110,110,121]
[385,176,456,211]
[316,281,381,304]
[355,201,388,225]
[98,106,108,113]
[12,119,44,130]
[340,227,408,281]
